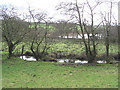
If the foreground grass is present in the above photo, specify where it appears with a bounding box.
[2,55,118,88]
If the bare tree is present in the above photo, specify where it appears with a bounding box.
[27,8,50,61]
[100,1,116,63]
[57,0,102,63]
[1,6,29,58]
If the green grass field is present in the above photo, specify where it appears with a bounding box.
[2,39,118,88]
[2,55,118,88]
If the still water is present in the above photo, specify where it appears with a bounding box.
[20,56,106,63]
[20,56,36,61]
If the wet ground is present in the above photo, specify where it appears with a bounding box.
[20,56,107,64]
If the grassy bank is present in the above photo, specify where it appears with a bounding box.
[2,55,118,88]
[1,39,118,57]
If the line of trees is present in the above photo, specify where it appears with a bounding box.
[1,0,118,63]
[56,0,118,63]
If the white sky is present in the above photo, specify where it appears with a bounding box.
[0,0,119,24]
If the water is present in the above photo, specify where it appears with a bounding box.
[97,61,106,64]
[20,56,106,63]
[75,60,88,63]
[57,59,106,64]
[20,56,36,61]
[58,59,69,63]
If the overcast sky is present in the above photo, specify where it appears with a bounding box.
[0,0,119,23]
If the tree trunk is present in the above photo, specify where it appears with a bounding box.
[87,52,96,63]
[118,25,120,61]
[106,37,110,63]
[76,34,78,38]
[67,35,68,38]
[88,58,94,63]
[21,45,25,59]
[31,48,39,61]
[30,41,39,61]
[61,35,63,38]
[8,44,14,58]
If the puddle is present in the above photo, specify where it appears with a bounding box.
[20,56,36,61]
[20,56,106,63]
[57,59,106,64]
[75,60,88,63]
[97,61,106,64]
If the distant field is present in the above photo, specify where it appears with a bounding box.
[2,55,118,88]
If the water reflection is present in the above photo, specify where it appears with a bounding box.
[20,56,36,61]
[20,56,106,63]
[75,60,88,63]
[57,59,106,64]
